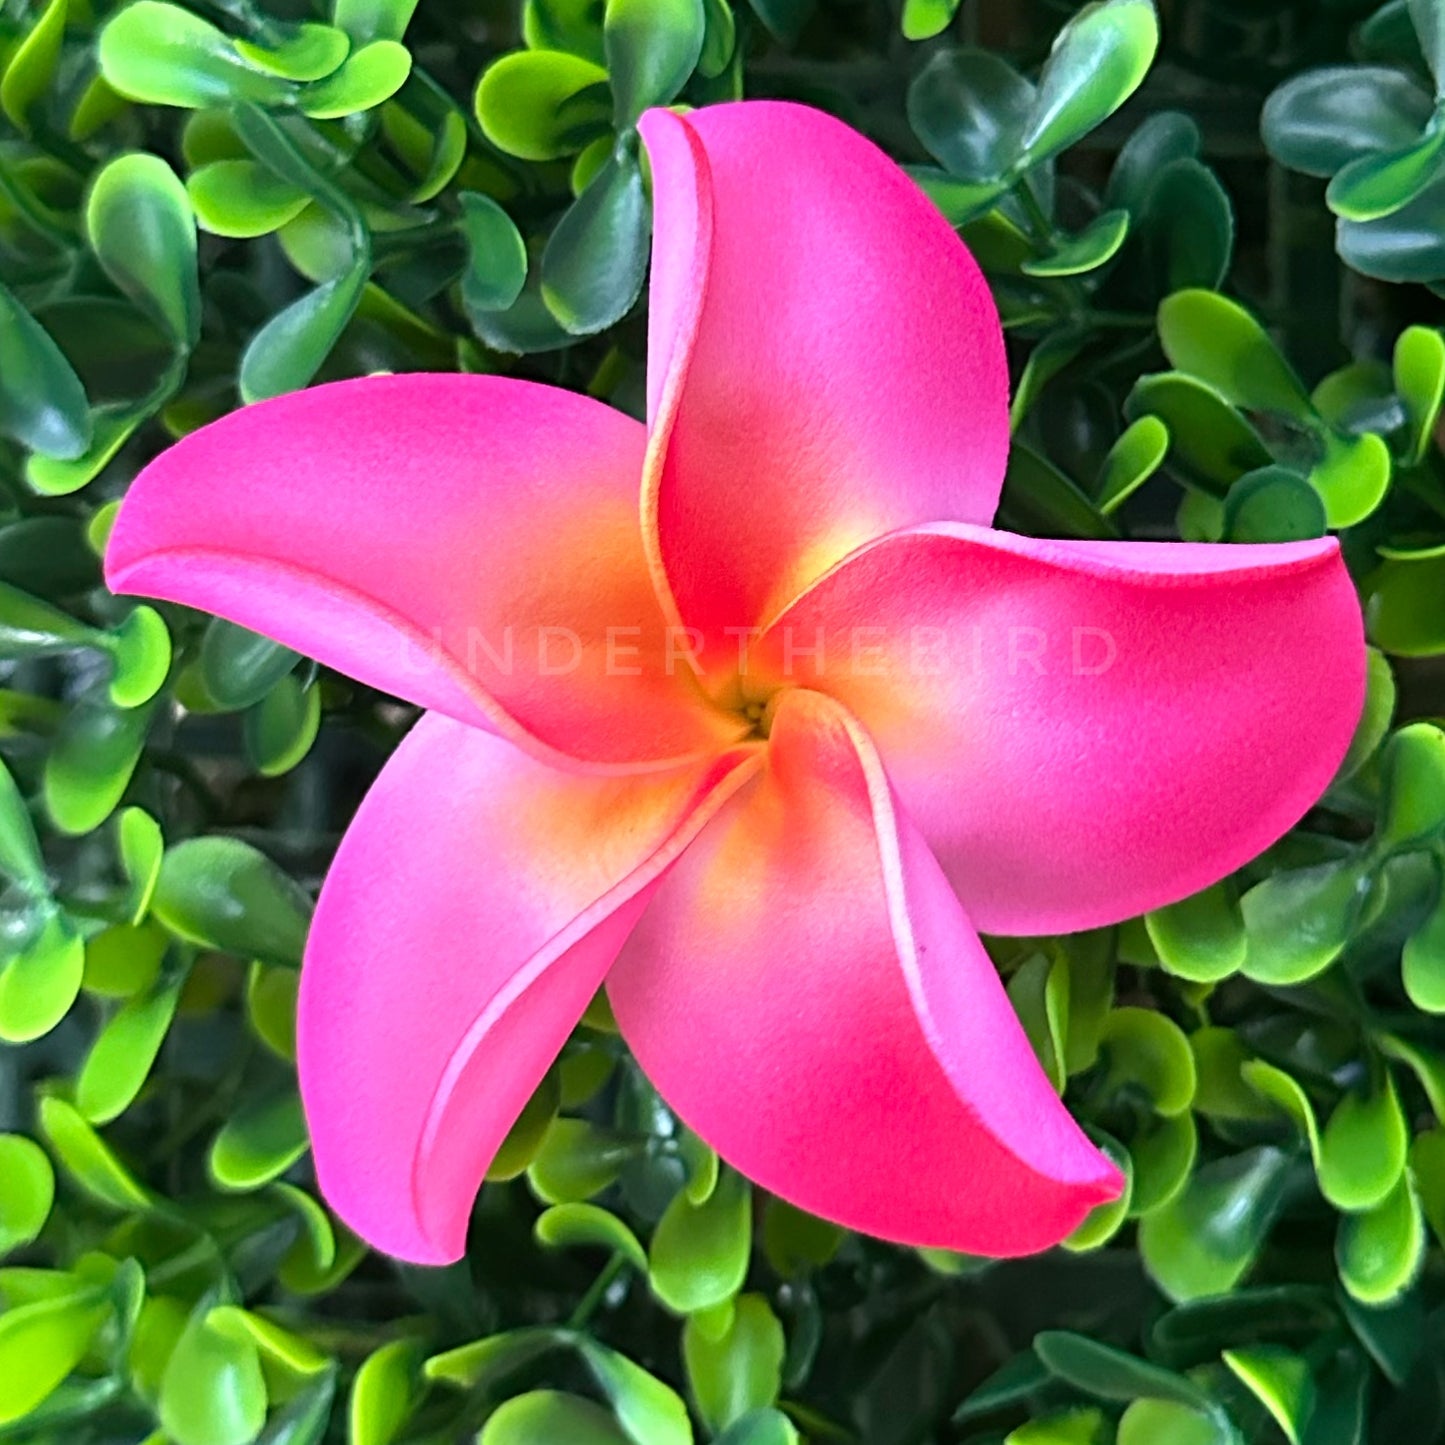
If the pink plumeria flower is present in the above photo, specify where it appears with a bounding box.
[107,101,1365,1264]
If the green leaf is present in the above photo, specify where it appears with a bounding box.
[575,1338,694,1445]
[1327,127,1445,222]
[1338,174,1445,283]
[1129,1113,1198,1218]
[240,255,369,403]
[0,284,92,461]
[1404,876,1445,1011]
[996,443,1117,540]
[299,40,411,119]
[1337,649,1396,781]
[697,0,735,76]
[1336,1175,1426,1305]
[1410,0,1445,87]
[245,676,321,777]
[207,1306,330,1381]
[44,690,149,832]
[1317,1076,1408,1213]
[1241,1061,1323,1169]
[1063,1132,1132,1250]
[234,23,351,81]
[1107,109,1200,209]
[900,0,961,42]
[1224,466,1328,543]
[1,0,69,133]
[1124,373,1270,491]
[1022,209,1129,277]
[76,979,182,1124]
[1117,1400,1238,1445]
[488,1073,561,1182]
[1380,723,1445,848]
[1099,1007,1196,1116]
[761,1198,843,1276]
[334,0,421,44]
[460,194,529,313]
[100,1,294,108]
[475,50,612,162]
[1157,289,1312,418]
[1395,325,1445,462]
[1137,156,1234,291]
[649,1168,751,1314]
[1262,67,1433,178]
[1308,429,1390,528]
[1339,1288,1423,1386]
[117,808,164,925]
[26,401,147,496]
[1146,880,1247,983]
[106,606,171,709]
[210,1092,309,1190]
[0,911,84,1043]
[0,1135,55,1255]
[712,1410,799,1445]
[152,836,313,968]
[246,963,298,1061]
[1367,548,1445,652]
[482,1392,629,1444]
[542,150,649,335]
[0,757,44,890]
[38,1095,153,1210]
[535,1203,646,1269]
[0,1291,110,1427]
[1191,1029,1275,1122]
[1223,1346,1314,1445]
[683,1294,785,1431]
[1005,1408,1107,1445]
[1033,1331,1210,1408]
[88,153,201,348]
[528,1119,638,1203]
[199,620,299,712]
[1139,1147,1293,1302]
[349,1339,418,1445]
[1018,0,1160,167]
[1095,415,1168,514]
[1239,857,1371,985]
[907,49,1035,181]
[188,160,310,239]
[604,0,704,125]
[84,922,167,999]
[160,1299,269,1445]
[1008,952,1067,1092]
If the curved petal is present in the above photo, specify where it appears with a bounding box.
[607,688,1120,1255]
[751,526,1366,935]
[298,711,759,1264]
[106,374,738,771]
[639,103,1010,672]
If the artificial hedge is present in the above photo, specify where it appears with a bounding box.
[3,0,1445,1441]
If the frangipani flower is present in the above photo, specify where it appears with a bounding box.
[106,101,1365,1265]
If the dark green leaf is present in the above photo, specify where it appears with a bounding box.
[541,150,649,335]
[0,284,91,461]
[88,152,201,349]
[907,49,1034,181]
[1262,68,1433,178]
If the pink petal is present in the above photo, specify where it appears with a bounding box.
[106,374,739,770]
[751,526,1366,935]
[607,688,1120,1255]
[299,711,759,1263]
[639,103,1010,670]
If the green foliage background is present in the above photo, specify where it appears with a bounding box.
[3,0,1445,1440]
